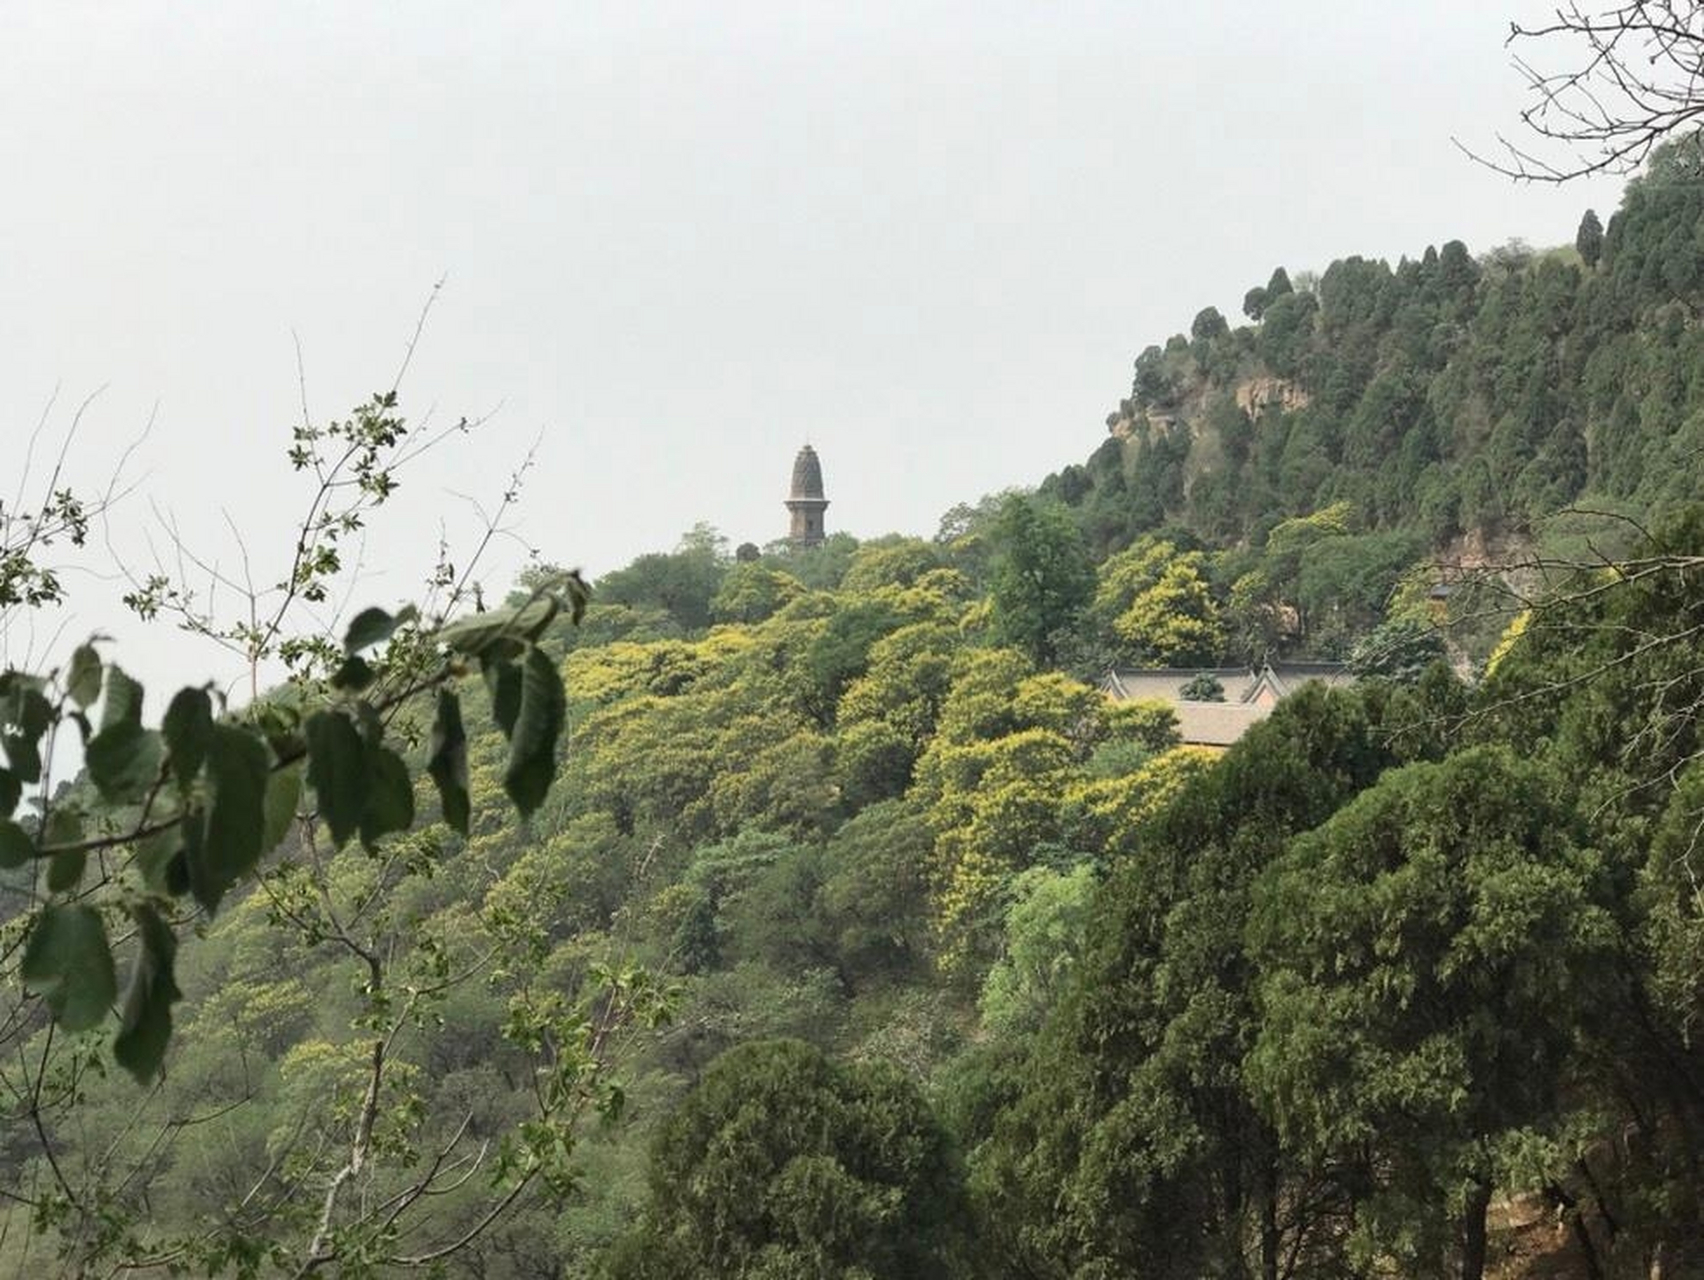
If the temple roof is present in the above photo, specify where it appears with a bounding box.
[789,445,825,501]
[1100,662,1354,746]
[1101,662,1352,706]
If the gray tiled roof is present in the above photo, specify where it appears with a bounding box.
[1101,662,1353,745]
[1102,666,1261,703]
[1172,700,1269,747]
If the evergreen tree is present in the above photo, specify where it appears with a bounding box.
[987,495,1094,666]
[970,687,1406,1279]
[605,1040,968,1279]
[1190,305,1230,343]
[1575,207,1604,268]
[1249,747,1612,1280]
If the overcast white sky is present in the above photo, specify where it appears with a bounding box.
[1,1,1624,695]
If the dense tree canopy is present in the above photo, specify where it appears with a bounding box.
[604,1039,966,1279]
[13,93,1704,1280]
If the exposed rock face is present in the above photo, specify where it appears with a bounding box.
[1234,376,1310,417]
[1106,410,1176,440]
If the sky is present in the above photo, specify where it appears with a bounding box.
[1,0,1626,697]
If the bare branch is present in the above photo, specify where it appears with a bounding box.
[1461,1,1704,182]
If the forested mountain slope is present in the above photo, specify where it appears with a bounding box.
[9,145,1704,1280]
[1042,136,1704,561]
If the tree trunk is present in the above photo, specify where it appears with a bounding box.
[1459,1178,1492,1280]
[1548,1182,1606,1280]
[1261,1185,1279,1280]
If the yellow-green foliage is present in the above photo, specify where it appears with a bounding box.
[192,978,314,1058]
[917,652,1166,969]
[710,563,805,624]
[1485,607,1532,676]
[839,538,944,593]
[1102,697,1180,748]
[930,648,1030,741]
[566,631,758,706]
[707,720,836,836]
[837,622,958,743]
[1064,745,1218,851]
[1094,537,1225,664]
[859,572,975,626]
[484,812,629,943]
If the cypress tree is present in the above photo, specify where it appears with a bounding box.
[1576,208,1604,269]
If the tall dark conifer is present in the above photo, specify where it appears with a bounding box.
[1576,207,1604,268]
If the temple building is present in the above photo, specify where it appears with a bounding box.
[1101,661,1353,747]
[785,444,829,547]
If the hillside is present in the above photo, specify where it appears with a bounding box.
[6,149,1704,1280]
[1041,134,1704,574]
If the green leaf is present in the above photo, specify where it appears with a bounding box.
[331,654,376,692]
[439,597,558,657]
[45,806,82,845]
[44,807,86,892]
[86,726,164,805]
[0,767,18,819]
[360,745,415,849]
[0,820,33,869]
[99,664,144,733]
[560,569,590,625]
[343,604,416,654]
[483,655,522,738]
[46,849,86,894]
[306,711,367,848]
[343,606,394,653]
[164,839,193,898]
[189,725,269,914]
[22,904,116,1033]
[134,826,181,893]
[1,678,53,784]
[263,764,302,852]
[427,689,469,836]
[162,687,214,784]
[504,646,565,817]
[66,644,102,709]
[113,904,182,1084]
[87,667,163,803]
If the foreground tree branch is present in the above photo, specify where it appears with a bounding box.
[1463,2,1704,181]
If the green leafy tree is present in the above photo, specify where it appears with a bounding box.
[712,562,804,625]
[1190,305,1229,343]
[987,496,1093,667]
[1112,556,1225,665]
[1091,537,1225,666]
[1248,747,1613,1280]
[1178,671,1225,701]
[604,1039,968,1279]
[0,385,694,1276]
[972,686,1405,1280]
[597,525,730,632]
[1346,615,1447,682]
[839,538,944,593]
[1131,344,1175,404]
[977,864,1095,1037]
